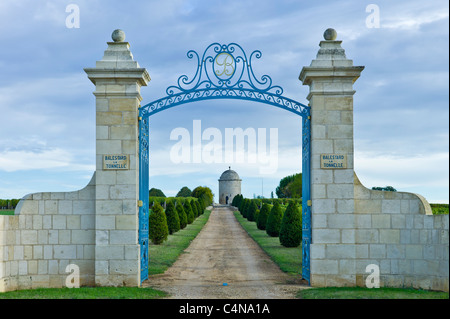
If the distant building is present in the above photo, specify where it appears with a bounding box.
[218,167,242,205]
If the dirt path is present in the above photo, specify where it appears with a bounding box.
[143,206,308,299]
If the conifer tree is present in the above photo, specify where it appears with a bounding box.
[190,199,198,218]
[165,201,180,234]
[279,201,302,247]
[184,200,194,224]
[176,200,187,229]
[247,200,258,222]
[241,199,249,218]
[266,201,283,237]
[195,200,202,216]
[257,203,271,230]
[149,202,169,244]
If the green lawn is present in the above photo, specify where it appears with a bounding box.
[0,286,167,299]
[297,286,449,299]
[0,209,14,215]
[149,209,211,275]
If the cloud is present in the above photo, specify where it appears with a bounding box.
[355,151,449,189]
[0,147,95,173]
[0,0,447,202]
[381,6,449,30]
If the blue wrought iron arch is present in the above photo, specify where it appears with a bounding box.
[139,43,310,119]
[138,43,312,285]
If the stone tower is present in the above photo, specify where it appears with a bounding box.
[218,167,242,205]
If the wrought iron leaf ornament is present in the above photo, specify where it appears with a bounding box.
[140,43,310,118]
[166,43,283,94]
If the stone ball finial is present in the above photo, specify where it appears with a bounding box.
[323,28,337,41]
[111,29,125,42]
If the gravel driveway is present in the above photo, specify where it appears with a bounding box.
[143,206,308,299]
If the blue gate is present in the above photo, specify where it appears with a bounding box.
[138,43,311,284]
[138,116,149,282]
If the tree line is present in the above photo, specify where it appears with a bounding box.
[0,199,20,210]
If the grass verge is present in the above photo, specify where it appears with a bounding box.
[148,209,212,275]
[297,286,449,299]
[233,211,302,276]
[0,210,14,215]
[0,286,167,299]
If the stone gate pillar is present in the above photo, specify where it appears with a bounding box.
[84,30,150,286]
[299,29,364,286]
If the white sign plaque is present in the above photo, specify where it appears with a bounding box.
[320,154,347,169]
[103,154,130,170]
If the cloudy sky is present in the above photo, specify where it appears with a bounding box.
[0,0,448,203]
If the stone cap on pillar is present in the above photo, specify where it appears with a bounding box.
[299,28,364,94]
[84,29,150,94]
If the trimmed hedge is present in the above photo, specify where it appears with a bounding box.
[257,203,271,230]
[279,201,302,247]
[184,200,195,224]
[176,201,188,229]
[266,201,283,237]
[247,200,258,222]
[165,201,180,235]
[149,202,169,245]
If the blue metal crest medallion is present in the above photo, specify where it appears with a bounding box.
[138,43,311,284]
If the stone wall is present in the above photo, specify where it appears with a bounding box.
[353,175,449,291]
[310,174,449,291]
[301,30,449,292]
[0,174,96,292]
[1,30,149,292]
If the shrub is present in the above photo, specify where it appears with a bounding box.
[165,201,180,235]
[257,203,271,230]
[431,203,449,215]
[176,186,192,197]
[254,209,260,224]
[195,200,203,215]
[149,188,166,197]
[241,199,250,218]
[279,201,302,247]
[184,200,194,224]
[191,186,214,206]
[190,199,198,218]
[266,201,283,237]
[231,194,242,207]
[176,201,187,229]
[238,195,246,212]
[198,198,205,215]
[149,202,169,244]
[247,200,258,222]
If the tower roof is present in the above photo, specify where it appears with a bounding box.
[219,167,241,181]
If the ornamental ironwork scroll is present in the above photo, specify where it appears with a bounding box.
[139,43,310,119]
